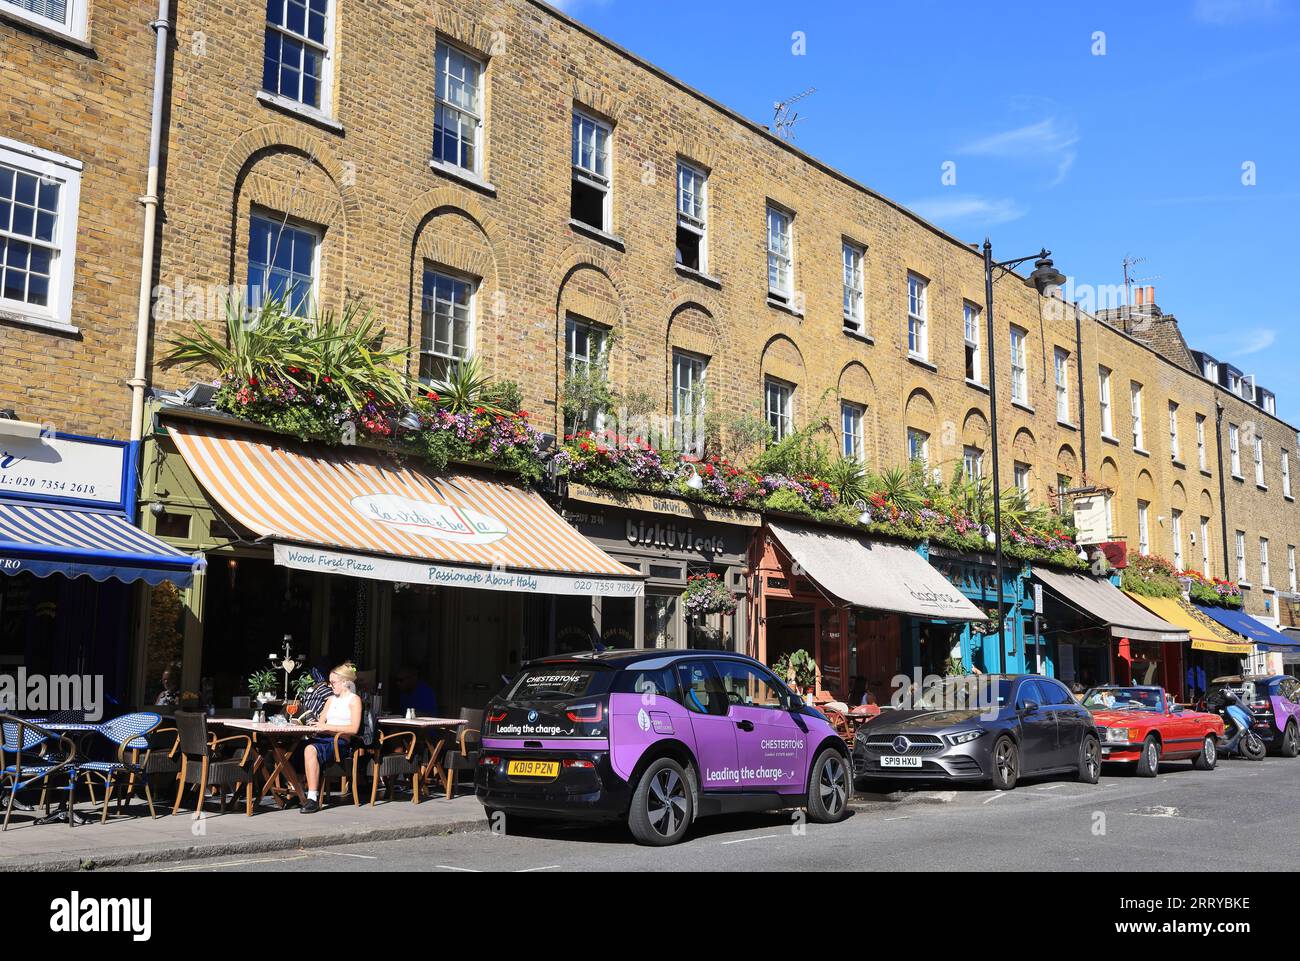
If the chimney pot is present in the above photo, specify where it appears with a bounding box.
[1134,286,1145,306]
[1146,285,1155,305]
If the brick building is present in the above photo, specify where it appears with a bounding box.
[3,0,1298,702]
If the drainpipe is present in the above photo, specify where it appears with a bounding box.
[1074,300,1087,478]
[1215,400,1231,577]
[127,0,172,445]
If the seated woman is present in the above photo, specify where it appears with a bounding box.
[301,662,362,814]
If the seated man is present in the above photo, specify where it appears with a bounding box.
[396,665,439,717]
[301,662,362,814]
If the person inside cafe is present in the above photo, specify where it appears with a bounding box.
[300,662,362,814]
[154,664,181,707]
[396,665,439,716]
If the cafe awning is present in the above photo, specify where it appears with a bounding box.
[1032,568,1188,643]
[1195,605,1299,654]
[0,502,201,587]
[766,520,986,621]
[166,420,642,597]
[1124,593,1252,655]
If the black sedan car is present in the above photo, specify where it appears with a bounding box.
[852,674,1101,791]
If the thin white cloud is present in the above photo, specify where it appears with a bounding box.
[1201,327,1277,356]
[907,195,1026,227]
[957,117,1080,188]
[1193,0,1283,24]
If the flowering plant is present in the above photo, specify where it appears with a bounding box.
[682,573,738,617]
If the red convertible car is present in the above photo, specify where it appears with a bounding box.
[1082,686,1224,777]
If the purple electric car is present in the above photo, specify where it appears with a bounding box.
[1206,675,1300,757]
[476,649,852,845]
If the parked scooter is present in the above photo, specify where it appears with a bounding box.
[1210,688,1267,760]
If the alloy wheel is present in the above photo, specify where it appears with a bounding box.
[1205,738,1216,766]
[819,755,848,815]
[995,740,1016,782]
[1146,741,1159,774]
[1084,738,1100,779]
[647,768,688,837]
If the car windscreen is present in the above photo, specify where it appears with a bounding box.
[1084,688,1162,712]
[914,676,1011,711]
[504,666,611,701]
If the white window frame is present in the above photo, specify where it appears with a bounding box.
[1137,500,1150,556]
[1229,423,1241,476]
[907,274,928,360]
[1236,530,1247,581]
[1054,347,1070,422]
[1196,414,1207,470]
[1168,401,1180,461]
[1009,326,1028,405]
[1201,517,1211,577]
[419,267,476,385]
[1105,494,1115,540]
[672,349,707,452]
[263,0,336,113]
[1171,509,1184,570]
[0,138,82,331]
[964,302,982,384]
[675,161,708,273]
[433,40,484,175]
[565,315,609,434]
[1,0,87,40]
[1260,537,1271,587]
[1254,435,1265,487]
[764,377,793,443]
[1130,382,1145,450]
[963,446,984,482]
[841,401,865,463]
[1013,461,1030,495]
[247,209,320,316]
[907,428,929,467]
[842,241,865,332]
[766,205,793,300]
[1283,449,1292,498]
[1098,367,1113,437]
[1288,544,1296,592]
[571,110,612,231]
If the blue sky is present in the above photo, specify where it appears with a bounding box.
[553,0,1300,424]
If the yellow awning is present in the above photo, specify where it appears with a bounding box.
[1122,592,1253,655]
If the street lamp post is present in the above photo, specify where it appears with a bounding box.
[981,241,1066,673]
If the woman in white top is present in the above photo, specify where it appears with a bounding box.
[300,662,362,814]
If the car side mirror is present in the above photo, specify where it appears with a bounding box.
[1019,699,1040,715]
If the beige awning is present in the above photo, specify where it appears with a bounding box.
[767,521,986,621]
[1034,568,1188,643]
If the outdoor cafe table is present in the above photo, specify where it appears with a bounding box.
[377,717,467,796]
[209,719,326,809]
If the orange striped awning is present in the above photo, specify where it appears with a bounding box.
[166,419,642,597]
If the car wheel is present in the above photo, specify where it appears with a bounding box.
[1077,734,1101,784]
[627,757,693,846]
[1280,721,1299,758]
[990,736,1019,791]
[806,748,851,823]
[1135,735,1160,777]
[1193,735,1217,771]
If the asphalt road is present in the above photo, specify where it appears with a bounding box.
[120,755,1299,872]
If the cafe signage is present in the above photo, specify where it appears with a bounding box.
[0,431,127,509]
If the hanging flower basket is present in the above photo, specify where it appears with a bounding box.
[682,573,738,617]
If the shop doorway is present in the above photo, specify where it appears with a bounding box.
[453,588,520,712]
[764,598,816,677]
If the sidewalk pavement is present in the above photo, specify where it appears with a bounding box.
[0,792,487,872]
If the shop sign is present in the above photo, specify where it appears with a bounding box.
[274,543,644,597]
[350,493,508,544]
[625,518,726,555]
[0,431,126,509]
[1072,493,1110,545]
[567,501,750,562]
[567,483,761,527]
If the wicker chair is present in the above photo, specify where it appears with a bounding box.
[442,708,482,800]
[318,733,365,808]
[357,730,420,805]
[0,716,77,830]
[171,711,256,816]
[77,712,161,823]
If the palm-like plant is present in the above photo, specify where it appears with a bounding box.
[307,301,409,409]
[428,355,510,417]
[824,456,870,504]
[164,296,312,386]
[869,465,924,514]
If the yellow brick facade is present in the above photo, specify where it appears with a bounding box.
[6,0,1299,623]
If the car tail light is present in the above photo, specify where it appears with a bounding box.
[1252,702,1272,713]
[562,759,595,769]
[479,755,501,767]
[487,710,507,723]
[565,702,604,723]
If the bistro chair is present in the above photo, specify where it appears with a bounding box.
[442,708,482,800]
[171,711,256,817]
[140,724,181,819]
[77,712,162,823]
[357,729,421,805]
[318,732,366,808]
[0,715,77,830]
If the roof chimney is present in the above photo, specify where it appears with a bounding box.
[1145,285,1155,306]
[1134,286,1145,307]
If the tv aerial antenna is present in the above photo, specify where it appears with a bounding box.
[773,88,816,140]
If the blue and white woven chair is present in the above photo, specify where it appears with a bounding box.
[0,715,77,830]
[77,712,162,824]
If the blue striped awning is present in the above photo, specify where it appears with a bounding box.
[1194,604,1300,653]
[0,503,202,587]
